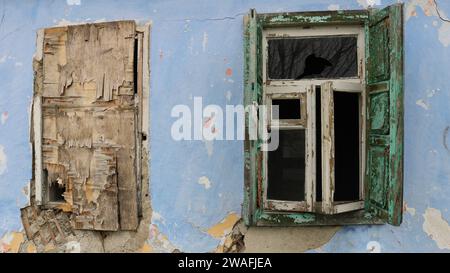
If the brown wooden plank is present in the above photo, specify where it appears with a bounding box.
[117,110,139,230]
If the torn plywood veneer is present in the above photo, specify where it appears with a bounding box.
[21,206,74,250]
[27,20,145,232]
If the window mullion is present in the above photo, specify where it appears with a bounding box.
[305,85,315,212]
[321,81,335,214]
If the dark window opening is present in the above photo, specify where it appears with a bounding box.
[272,99,301,119]
[48,181,66,202]
[267,129,306,201]
[133,36,139,94]
[315,86,322,201]
[43,168,66,202]
[333,91,360,201]
[268,36,358,80]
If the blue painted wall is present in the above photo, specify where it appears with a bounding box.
[0,0,449,252]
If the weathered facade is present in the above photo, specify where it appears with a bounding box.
[0,0,449,253]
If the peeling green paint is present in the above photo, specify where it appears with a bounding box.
[243,5,403,227]
[259,213,316,224]
[243,9,263,226]
[259,10,368,27]
[365,4,404,226]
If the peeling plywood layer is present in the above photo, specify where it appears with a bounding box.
[21,206,74,249]
[42,22,135,99]
[34,21,140,231]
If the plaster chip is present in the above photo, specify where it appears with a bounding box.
[423,207,450,250]
[198,176,212,189]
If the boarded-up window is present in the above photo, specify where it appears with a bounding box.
[31,21,146,231]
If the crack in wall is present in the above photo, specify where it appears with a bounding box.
[433,0,450,23]
[407,0,450,46]
[161,12,246,23]
[0,2,5,33]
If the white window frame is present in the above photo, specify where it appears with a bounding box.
[262,90,312,212]
[261,24,366,214]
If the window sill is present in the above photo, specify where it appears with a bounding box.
[251,209,385,226]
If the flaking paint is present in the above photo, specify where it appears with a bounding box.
[422,207,450,249]
[0,0,449,253]
[207,212,240,238]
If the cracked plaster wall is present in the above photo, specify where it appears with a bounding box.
[0,0,450,253]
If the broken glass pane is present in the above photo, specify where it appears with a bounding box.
[268,36,358,80]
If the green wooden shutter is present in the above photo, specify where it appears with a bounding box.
[365,4,404,226]
[243,9,263,225]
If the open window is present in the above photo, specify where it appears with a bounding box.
[319,82,365,215]
[243,5,403,226]
[27,21,150,231]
